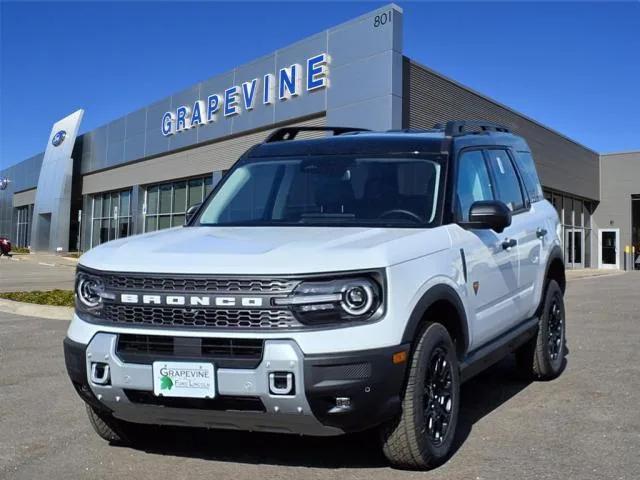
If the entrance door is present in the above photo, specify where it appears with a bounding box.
[599,229,620,269]
[565,228,584,269]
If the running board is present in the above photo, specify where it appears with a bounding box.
[460,317,539,383]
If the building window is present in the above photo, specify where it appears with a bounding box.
[15,205,33,248]
[144,175,214,232]
[91,189,133,248]
[544,188,593,269]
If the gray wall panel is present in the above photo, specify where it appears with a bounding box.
[328,50,399,108]
[91,126,108,169]
[328,6,398,68]
[107,117,126,142]
[106,139,125,166]
[405,60,599,201]
[593,152,640,268]
[125,107,147,135]
[124,132,146,163]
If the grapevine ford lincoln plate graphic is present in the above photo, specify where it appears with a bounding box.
[153,362,216,398]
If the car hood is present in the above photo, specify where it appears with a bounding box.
[79,226,452,275]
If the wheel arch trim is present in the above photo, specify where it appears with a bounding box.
[401,283,470,359]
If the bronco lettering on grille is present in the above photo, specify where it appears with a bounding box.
[120,294,265,307]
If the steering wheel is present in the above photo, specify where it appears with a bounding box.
[379,209,424,223]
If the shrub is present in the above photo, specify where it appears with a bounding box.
[0,289,74,307]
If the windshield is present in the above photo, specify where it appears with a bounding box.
[197,155,444,227]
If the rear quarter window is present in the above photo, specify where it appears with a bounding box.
[514,151,544,202]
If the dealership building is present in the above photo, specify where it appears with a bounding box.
[0,4,638,270]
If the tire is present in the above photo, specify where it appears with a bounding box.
[381,323,460,470]
[516,279,566,380]
[86,404,133,444]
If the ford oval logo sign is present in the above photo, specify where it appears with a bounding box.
[52,130,67,147]
[0,177,9,191]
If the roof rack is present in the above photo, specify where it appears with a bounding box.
[264,126,370,143]
[434,121,511,137]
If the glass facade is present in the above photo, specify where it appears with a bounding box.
[15,204,33,248]
[144,175,214,232]
[90,189,133,248]
[544,189,594,269]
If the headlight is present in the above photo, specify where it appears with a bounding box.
[75,271,107,313]
[275,277,382,325]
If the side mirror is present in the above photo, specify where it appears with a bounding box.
[466,200,512,233]
[185,203,202,225]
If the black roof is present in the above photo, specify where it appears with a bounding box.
[249,131,448,158]
[248,127,530,159]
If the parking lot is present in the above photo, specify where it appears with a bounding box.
[0,255,75,292]
[0,272,638,479]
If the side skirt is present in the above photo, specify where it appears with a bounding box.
[459,316,538,383]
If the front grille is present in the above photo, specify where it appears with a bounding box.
[123,389,265,412]
[102,304,299,329]
[116,334,264,368]
[103,274,298,293]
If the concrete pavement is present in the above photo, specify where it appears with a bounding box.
[0,253,76,293]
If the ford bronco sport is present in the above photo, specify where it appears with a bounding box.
[64,121,566,469]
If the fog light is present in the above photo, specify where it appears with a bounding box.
[269,372,294,395]
[335,397,351,408]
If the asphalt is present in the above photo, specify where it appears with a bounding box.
[0,254,76,293]
[1,273,639,479]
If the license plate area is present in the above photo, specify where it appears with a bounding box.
[152,361,215,399]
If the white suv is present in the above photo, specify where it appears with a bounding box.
[64,121,566,469]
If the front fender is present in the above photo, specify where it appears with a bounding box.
[401,281,470,358]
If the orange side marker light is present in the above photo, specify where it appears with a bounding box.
[392,351,408,364]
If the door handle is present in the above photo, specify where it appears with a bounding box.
[502,238,517,250]
[536,227,548,239]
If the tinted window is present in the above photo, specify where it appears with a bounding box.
[198,156,443,227]
[514,151,543,202]
[456,150,494,222]
[486,150,525,211]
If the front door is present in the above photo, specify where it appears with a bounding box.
[599,229,620,269]
[453,149,520,350]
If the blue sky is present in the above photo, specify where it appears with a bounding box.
[1,1,639,169]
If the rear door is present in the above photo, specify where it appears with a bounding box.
[511,150,549,317]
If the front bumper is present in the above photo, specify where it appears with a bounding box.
[64,334,409,436]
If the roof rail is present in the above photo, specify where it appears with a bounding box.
[264,126,370,143]
[434,121,511,137]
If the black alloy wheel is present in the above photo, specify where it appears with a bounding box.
[423,346,453,446]
[547,297,564,361]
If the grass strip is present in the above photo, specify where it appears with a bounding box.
[0,289,74,307]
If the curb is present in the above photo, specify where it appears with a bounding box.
[0,298,73,320]
[566,271,626,281]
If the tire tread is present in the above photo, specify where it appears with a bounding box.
[382,322,459,469]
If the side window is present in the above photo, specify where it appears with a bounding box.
[486,149,525,212]
[514,151,544,202]
[456,150,494,222]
